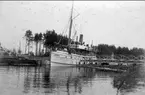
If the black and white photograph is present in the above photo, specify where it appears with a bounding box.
[0,1,145,95]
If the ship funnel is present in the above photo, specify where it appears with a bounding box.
[79,34,83,45]
[76,36,78,42]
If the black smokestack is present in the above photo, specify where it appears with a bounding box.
[79,34,83,45]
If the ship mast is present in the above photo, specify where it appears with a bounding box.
[68,1,74,46]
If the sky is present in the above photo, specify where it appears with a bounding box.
[0,1,145,52]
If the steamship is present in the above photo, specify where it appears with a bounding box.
[49,3,97,66]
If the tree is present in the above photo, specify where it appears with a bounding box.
[25,30,33,54]
[44,30,57,47]
[34,33,39,56]
[38,33,43,55]
[42,33,46,53]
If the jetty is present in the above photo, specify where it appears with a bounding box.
[76,57,144,72]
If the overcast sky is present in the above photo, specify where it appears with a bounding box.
[0,1,145,52]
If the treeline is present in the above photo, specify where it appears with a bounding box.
[24,29,73,55]
[24,29,145,57]
[97,44,145,57]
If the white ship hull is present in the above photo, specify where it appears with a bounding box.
[50,50,82,66]
[50,50,97,67]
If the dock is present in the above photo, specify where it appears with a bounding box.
[76,58,143,72]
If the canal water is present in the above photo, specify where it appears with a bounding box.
[0,63,145,95]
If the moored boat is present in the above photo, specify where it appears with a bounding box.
[8,57,38,66]
[50,2,97,66]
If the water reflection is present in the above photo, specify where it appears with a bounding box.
[0,63,145,95]
[21,66,116,95]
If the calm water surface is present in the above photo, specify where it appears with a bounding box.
[0,63,145,95]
